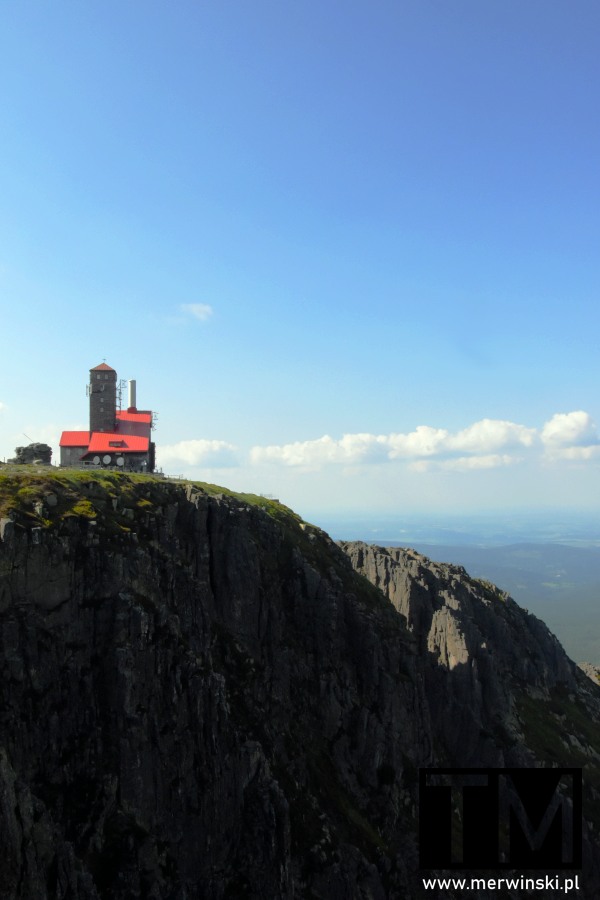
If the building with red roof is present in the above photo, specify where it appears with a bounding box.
[59,363,155,472]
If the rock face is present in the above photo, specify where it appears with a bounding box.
[339,543,585,765]
[0,472,599,898]
[8,442,53,465]
[340,542,600,891]
[580,662,600,685]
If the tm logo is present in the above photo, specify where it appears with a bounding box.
[419,768,582,870]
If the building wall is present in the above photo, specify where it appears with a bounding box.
[62,452,152,472]
[60,446,87,467]
[122,453,152,472]
[89,368,117,433]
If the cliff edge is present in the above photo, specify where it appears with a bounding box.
[0,469,599,898]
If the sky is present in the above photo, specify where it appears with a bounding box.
[0,1,599,525]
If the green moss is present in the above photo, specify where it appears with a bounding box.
[68,499,97,519]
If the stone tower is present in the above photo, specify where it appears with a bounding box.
[89,363,117,433]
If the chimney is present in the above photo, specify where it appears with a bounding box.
[128,379,137,412]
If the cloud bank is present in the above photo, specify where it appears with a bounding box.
[155,411,599,479]
[158,439,238,468]
[249,413,598,471]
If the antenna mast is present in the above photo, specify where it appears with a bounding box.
[117,379,127,411]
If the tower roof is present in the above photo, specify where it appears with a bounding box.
[90,362,116,372]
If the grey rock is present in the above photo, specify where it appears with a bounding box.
[580,662,600,684]
[0,518,14,542]
[339,542,579,766]
[0,477,598,898]
[8,442,52,465]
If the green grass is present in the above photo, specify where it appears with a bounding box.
[0,467,315,541]
[69,499,98,519]
[0,467,163,529]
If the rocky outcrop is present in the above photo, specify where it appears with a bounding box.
[580,662,600,685]
[0,474,430,898]
[340,542,600,893]
[7,442,53,465]
[339,543,587,765]
[0,473,599,898]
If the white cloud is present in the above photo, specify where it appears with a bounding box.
[550,445,600,461]
[250,418,538,469]
[412,454,519,473]
[0,401,6,413]
[158,438,238,468]
[180,303,213,322]
[386,426,449,458]
[447,419,536,453]
[541,411,598,448]
[250,433,387,467]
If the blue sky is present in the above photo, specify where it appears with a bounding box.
[1,1,599,522]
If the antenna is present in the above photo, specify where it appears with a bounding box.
[117,379,127,410]
[22,433,34,442]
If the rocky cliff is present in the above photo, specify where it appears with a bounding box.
[0,469,599,898]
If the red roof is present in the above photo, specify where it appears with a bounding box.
[90,363,116,372]
[60,431,90,447]
[86,432,150,454]
[115,410,152,439]
[60,426,150,455]
[116,409,152,424]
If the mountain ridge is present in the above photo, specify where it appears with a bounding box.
[0,468,599,898]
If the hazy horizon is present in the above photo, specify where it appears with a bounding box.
[311,507,600,547]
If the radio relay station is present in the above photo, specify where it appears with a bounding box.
[59,362,156,472]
